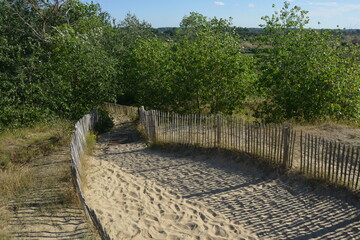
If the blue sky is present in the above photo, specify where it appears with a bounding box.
[82,0,360,29]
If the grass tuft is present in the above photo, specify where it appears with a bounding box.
[79,132,97,190]
[0,119,73,235]
[0,165,35,201]
[0,119,72,168]
[85,132,97,156]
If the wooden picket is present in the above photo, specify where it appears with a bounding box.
[299,133,360,190]
[136,105,360,191]
[139,108,296,169]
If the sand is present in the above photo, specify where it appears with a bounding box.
[83,119,360,239]
[84,156,258,240]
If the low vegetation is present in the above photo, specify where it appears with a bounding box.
[0,119,72,168]
[94,108,114,134]
[79,132,97,192]
[0,119,73,237]
[0,0,358,132]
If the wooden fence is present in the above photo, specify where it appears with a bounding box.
[138,106,360,192]
[103,102,138,119]
[70,109,112,240]
[300,132,360,190]
[139,109,296,169]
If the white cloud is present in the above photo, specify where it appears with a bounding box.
[306,1,338,7]
[340,4,360,13]
[309,3,360,17]
[248,3,255,8]
[214,1,225,6]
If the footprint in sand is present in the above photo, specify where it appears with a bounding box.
[163,214,180,221]
[129,191,139,198]
[225,224,239,235]
[173,204,181,212]
[186,222,198,230]
[146,215,159,223]
[167,235,183,240]
[129,224,141,236]
[199,212,207,222]
[213,225,228,238]
[148,226,167,239]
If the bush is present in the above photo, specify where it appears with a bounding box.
[94,108,114,134]
[256,2,360,122]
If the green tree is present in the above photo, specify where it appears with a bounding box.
[0,0,51,128]
[43,22,117,119]
[0,0,118,129]
[257,1,360,122]
[173,13,256,114]
[124,12,256,114]
[115,13,154,105]
[126,37,174,110]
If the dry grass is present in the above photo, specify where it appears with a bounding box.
[85,132,97,156]
[0,118,71,147]
[0,119,72,167]
[0,165,35,201]
[0,206,11,239]
[0,119,73,237]
[79,132,97,190]
[42,160,80,208]
[233,102,359,147]
[292,121,360,147]
[0,165,34,239]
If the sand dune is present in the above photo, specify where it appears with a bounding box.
[83,156,258,240]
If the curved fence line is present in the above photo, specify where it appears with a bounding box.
[103,102,138,119]
[136,105,360,192]
[70,103,359,239]
[70,109,111,240]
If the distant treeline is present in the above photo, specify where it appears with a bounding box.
[155,27,360,43]
[154,27,264,38]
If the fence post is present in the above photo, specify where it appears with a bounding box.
[282,126,290,169]
[139,106,145,123]
[149,110,158,142]
[217,114,222,148]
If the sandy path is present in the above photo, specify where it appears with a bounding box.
[85,156,258,240]
[85,119,360,239]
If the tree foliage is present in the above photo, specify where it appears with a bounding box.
[0,0,117,129]
[1,0,358,131]
[256,2,360,122]
[116,13,154,105]
[125,13,256,114]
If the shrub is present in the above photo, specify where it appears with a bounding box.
[94,108,114,134]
